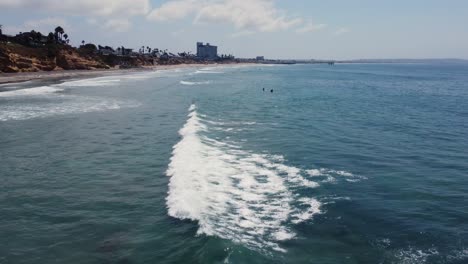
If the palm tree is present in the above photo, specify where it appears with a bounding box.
[54,26,64,42]
[81,40,85,46]
[47,32,55,44]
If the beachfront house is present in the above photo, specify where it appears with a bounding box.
[116,48,134,56]
[98,46,115,55]
[196,42,218,60]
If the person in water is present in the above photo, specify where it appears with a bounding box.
[263,88,265,92]
[270,89,274,93]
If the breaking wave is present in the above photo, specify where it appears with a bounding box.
[194,70,223,74]
[0,96,140,122]
[166,105,361,253]
[57,77,121,87]
[0,83,140,121]
[180,80,212,86]
[0,86,63,97]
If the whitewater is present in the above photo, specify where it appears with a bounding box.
[166,104,359,252]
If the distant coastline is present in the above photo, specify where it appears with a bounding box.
[2,26,466,77]
[335,58,468,64]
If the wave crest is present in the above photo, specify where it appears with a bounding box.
[180,80,212,86]
[0,86,63,97]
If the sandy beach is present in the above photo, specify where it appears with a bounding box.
[0,63,244,85]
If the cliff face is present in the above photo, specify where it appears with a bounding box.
[56,47,109,70]
[0,43,148,73]
[0,43,57,72]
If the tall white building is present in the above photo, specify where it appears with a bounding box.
[197,42,218,60]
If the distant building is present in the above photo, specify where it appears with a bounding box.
[197,42,218,60]
[116,48,134,56]
[98,46,115,55]
[256,56,265,61]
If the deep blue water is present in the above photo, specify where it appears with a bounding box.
[1,63,467,264]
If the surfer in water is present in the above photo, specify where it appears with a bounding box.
[270,89,274,93]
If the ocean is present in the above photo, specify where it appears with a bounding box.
[0,63,467,264]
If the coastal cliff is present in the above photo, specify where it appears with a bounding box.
[0,43,158,73]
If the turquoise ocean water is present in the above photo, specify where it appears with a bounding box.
[1,63,467,263]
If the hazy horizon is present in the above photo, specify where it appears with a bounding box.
[1,0,468,60]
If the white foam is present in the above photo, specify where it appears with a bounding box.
[180,80,212,86]
[188,104,197,112]
[306,168,365,183]
[58,72,161,87]
[58,77,121,87]
[395,247,439,264]
[120,72,157,80]
[0,86,63,97]
[291,198,322,224]
[0,96,140,121]
[205,120,257,127]
[447,249,468,261]
[166,105,323,253]
[195,70,223,74]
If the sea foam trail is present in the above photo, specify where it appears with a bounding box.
[0,96,140,122]
[180,81,212,86]
[194,70,223,74]
[0,86,63,97]
[166,105,325,252]
[57,77,121,87]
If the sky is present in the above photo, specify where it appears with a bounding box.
[1,0,468,60]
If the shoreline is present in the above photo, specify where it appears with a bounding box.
[0,63,255,85]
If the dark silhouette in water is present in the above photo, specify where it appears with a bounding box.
[97,233,133,264]
[262,88,265,92]
[270,89,274,93]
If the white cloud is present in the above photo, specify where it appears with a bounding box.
[171,29,186,37]
[24,17,69,31]
[3,17,70,35]
[87,18,98,25]
[0,0,26,8]
[148,0,199,21]
[148,0,303,33]
[0,0,151,33]
[230,30,255,38]
[0,0,151,17]
[103,19,132,32]
[334,27,350,36]
[296,22,327,34]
